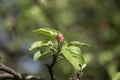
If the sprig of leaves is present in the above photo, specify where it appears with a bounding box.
[29,27,89,71]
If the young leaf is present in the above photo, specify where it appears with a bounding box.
[34,51,52,61]
[112,72,120,80]
[34,51,41,61]
[29,41,53,50]
[82,64,87,70]
[68,41,91,47]
[61,44,85,70]
[33,27,60,38]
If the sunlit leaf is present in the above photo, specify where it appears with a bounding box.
[68,41,91,47]
[33,27,60,38]
[112,72,120,80]
[82,64,87,70]
[29,41,53,50]
[61,44,85,70]
[34,51,52,61]
[34,51,41,61]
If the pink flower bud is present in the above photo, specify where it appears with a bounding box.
[56,33,64,42]
[56,33,63,39]
[59,37,64,42]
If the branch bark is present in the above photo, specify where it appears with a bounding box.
[0,63,47,80]
[0,73,13,80]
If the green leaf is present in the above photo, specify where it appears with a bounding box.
[34,51,41,61]
[68,41,91,47]
[34,51,52,61]
[61,44,85,70]
[112,72,120,80]
[29,41,53,50]
[33,27,60,38]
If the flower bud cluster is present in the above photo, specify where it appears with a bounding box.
[56,33,64,42]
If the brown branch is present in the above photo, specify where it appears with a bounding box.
[46,55,57,80]
[0,73,14,80]
[0,63,22,79]
[0,63,47,80]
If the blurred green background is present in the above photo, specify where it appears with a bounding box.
[0,0,120,80]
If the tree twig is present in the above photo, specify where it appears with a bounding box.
[46,55,57,80]
[0,63,22,79]
[0,63,47,80]
[0,73,14,80]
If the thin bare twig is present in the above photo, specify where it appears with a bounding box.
[0,63,22,79]
[0,73,14,79]
[0,63,47,80]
